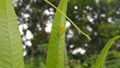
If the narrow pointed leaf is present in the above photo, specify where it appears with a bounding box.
[91,36,120,68]
[45,0,91,41]
[45,0,68,68]
[0,0,25,68]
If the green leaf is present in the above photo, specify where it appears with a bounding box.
[45,0,91,41]
[45,0,68,68]
[0,0,25,68]
[91,36,120,68]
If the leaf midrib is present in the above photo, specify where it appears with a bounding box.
[5,0,14,67]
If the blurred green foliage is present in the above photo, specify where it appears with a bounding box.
[13,0,120,68]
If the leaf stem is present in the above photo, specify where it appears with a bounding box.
[44,0,91,41]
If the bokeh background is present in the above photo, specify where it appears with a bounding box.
[12,0,120,68]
